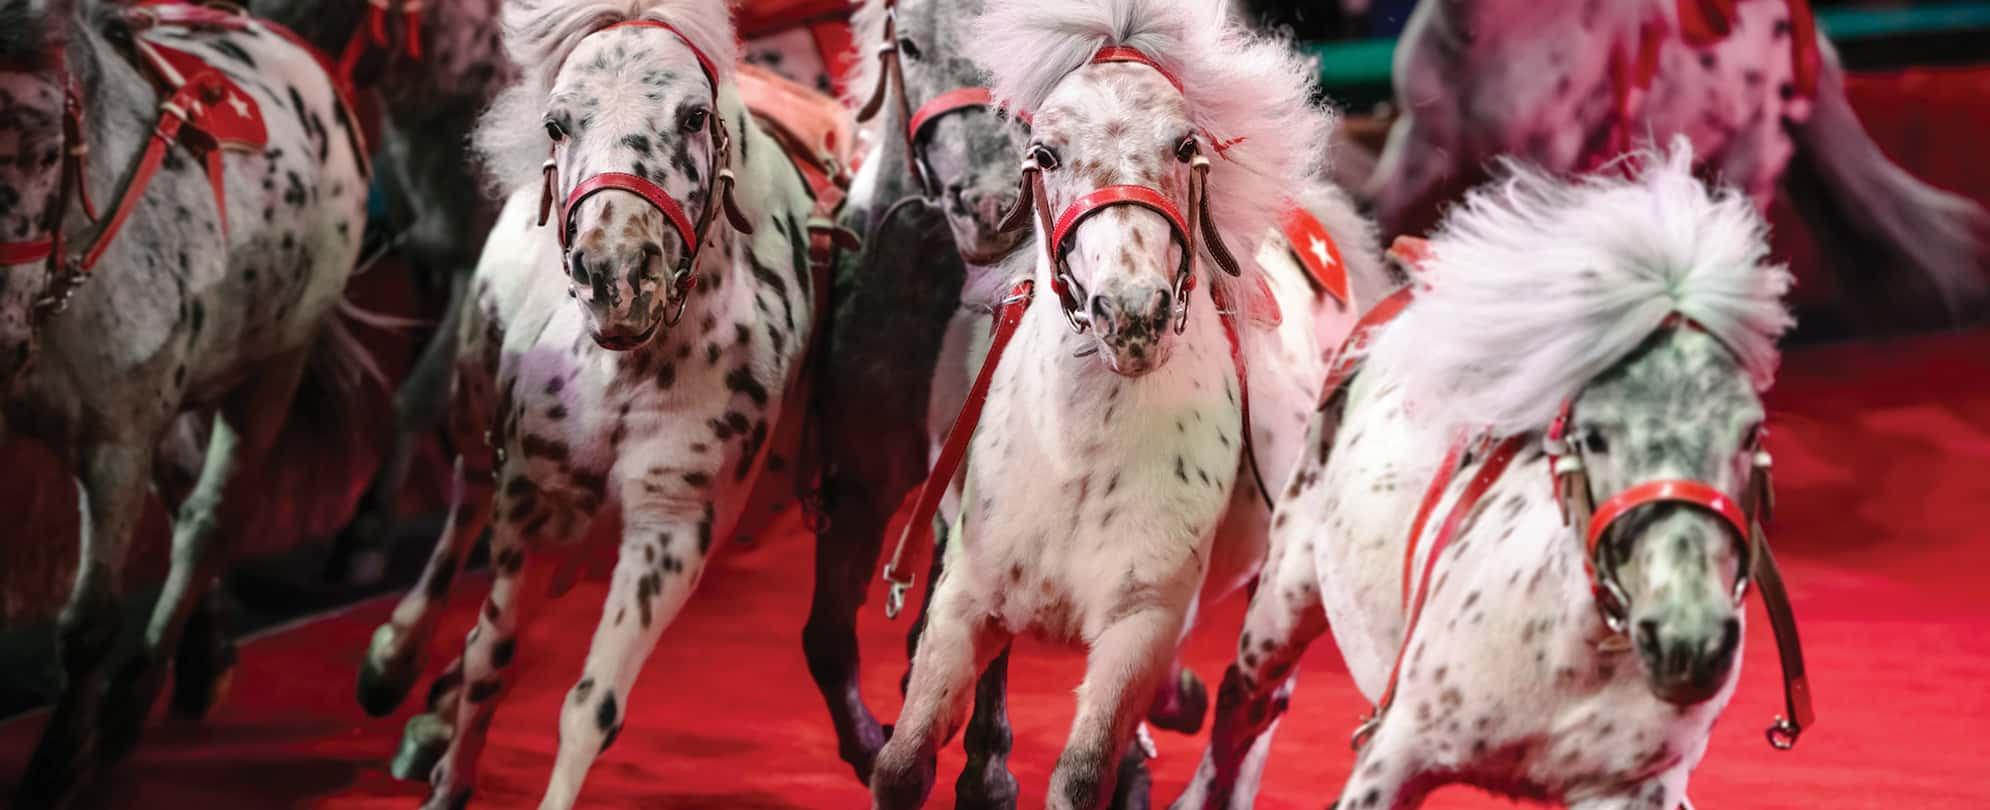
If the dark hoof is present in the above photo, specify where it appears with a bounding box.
[15,735,99,810]
[390,712,453,782]
[97,655,164,765]
[358,624,421,717]
[955,759,1019,810]
[171,599,238,719]
[1111,749,1153,810]
[1148,669,1209,735]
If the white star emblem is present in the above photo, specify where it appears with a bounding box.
[227,93,249,117]
[1307,235,1336,269]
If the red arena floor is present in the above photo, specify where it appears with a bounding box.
[4,328,1988,808]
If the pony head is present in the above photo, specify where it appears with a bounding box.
[850,0,1028,263]
[968,0,1330,376]
[0,0,76,388]
[1365,140,1794,705]
[477,0,738,350]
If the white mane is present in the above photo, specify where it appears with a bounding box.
[841,0,887,110]
[474,0,738,193]
[964,0,1335,298]
[1362,139,1794,438]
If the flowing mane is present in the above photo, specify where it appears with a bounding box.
[964,0,1334,294]
[1362,139,1794,437]
[474,0,737,193]
[842,0,887,109]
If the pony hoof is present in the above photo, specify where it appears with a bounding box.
[1110,748,1153,810]
[1147,669,1209,735]
[97,655,164,765]
[171,628,237,720]
[357,623,420,717]
[390,712,454,782]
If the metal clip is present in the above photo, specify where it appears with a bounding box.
[1349,709,1380,751]
[881,566,912,619]
[1766,715,1801,750]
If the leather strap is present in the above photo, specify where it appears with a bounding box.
[1210,280,1273,513]
[1049,184,1193,280]
[0,238,54,266]
[1750,528,1814,749]
[562,172,697,255]
[1586,479,1749,560]
[1353,434,1530,749]
[881,279,1035,618]
[907,87,995,143]
[1315,286,1414,409]
[1090,46,1183,94]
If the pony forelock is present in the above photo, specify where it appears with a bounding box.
[963,0,1335,303]
[1362,138,1795,438]
[474,0,737,194]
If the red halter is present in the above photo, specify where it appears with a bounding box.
[1336,244,1809,754]
[856,2,1028,200]
[336,0,425,83]
[534,19,751,327]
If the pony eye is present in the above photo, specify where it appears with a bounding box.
[544,119,566,142]
[897,36,923,61]
[1583,433,1609,454]
[1174,135,1199,163]
[1028,143,1060,171]
[681,108,709,134]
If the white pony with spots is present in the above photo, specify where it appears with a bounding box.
[871,1,1353,807]
[1369,0,1985,324]
[350,1,821,807]
[1189,142,1809,809]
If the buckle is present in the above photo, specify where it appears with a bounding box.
[880,565,913,619]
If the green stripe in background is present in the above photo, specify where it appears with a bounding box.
[1310,1,1990,90]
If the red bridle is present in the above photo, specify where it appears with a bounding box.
[996,46,1239,333]
[1338,246,1810,754]
[855,1,1028,199]
[534,19,752,327]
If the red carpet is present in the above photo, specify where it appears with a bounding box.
[5,328,1990,809]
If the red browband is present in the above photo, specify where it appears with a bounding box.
[1090,46,1184,94]
[540,16,748,321]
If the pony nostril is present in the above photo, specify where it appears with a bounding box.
[1635,619,1662,661]
[1705,617,1742,672]
[1146,288,1172,330]
[569,249,593,287]
[1090,294,1117,333]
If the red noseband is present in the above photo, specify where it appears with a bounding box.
[560,172,697,260]
[1586,479,1751,557]
[1049,184,1193,280]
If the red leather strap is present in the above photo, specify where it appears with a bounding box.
[1586,479,1749,558]
[1371,434,1529,723]
[601,20,719,91]
[881,279,1037,617]
[562,172,697,254]
[1211,280,1273,511]
[907,87,993,141]
[0,238,53,266]
[1316,286,1413,407]
[1090,46,1182,95]
[1050,185,1189,257]
[1788,0,1819,98]
[82,113,185,270]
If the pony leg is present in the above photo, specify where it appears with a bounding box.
[1567,772,1687,810]
[390,651,466,782]
[422,515,551,810]
[359,456,491,716]
[954,644,1019,810]
[874,574,1010,810]
[328,272,473,585]
[1049,607,1185,810]
[538,491,721,810]
[14,442,154,809]
[168,577,239,719]
[99,348,311,764]
[1173,540,1327,809]
[1329,711,1433,810]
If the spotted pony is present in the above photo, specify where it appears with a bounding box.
[1190,141,1802,809]
[1,0,367,806]
[1368,0,1985,327]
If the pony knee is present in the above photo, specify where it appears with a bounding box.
[559,676,622,755]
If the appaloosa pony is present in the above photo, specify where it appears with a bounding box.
[1183,142,1815,809]
[1,0,367,805]
[346,1,822,807]
[869,1,1344,807]
[241,0,517,589]
[1368,0,1985,325]
[799,0,1037,792]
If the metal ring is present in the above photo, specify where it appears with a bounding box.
[1766,716,1800,750]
